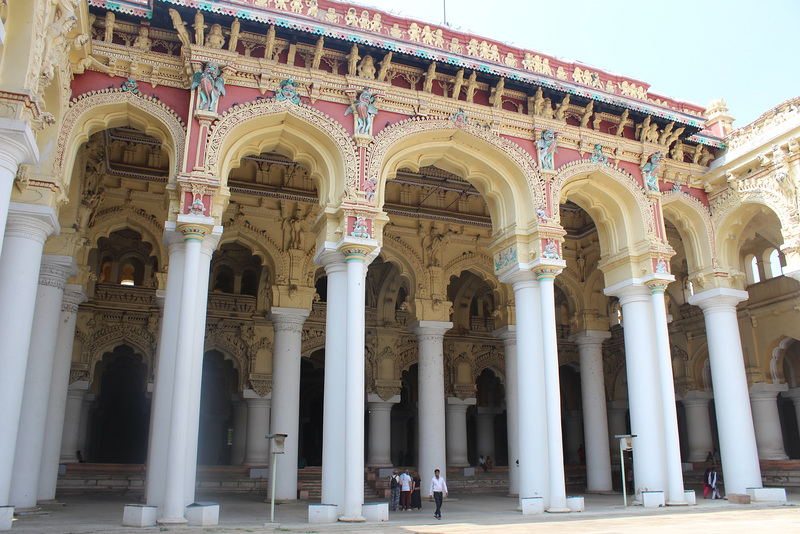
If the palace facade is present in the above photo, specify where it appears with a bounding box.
[0,0,799,527]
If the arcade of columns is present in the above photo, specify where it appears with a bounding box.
[1,0,800,528]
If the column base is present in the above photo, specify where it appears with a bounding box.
[566,496,585,512]
[338,515,366,522]
[747,487,787,503]
[546,507,571,513]
[362,502,389,521]
[642,491,665,508]
[309,504,339,523]
[186,502,219,526]
[520,497,544,515]
[0,506,13,531]
[157,518,188,525]
[123,504,157,527]
[666,500,689,506]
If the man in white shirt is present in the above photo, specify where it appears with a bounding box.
[399,469,413,510]
[428,468,448,519]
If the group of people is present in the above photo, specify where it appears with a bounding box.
[703,466,722,499]
[389,468,449,520]
[478,455,493,472]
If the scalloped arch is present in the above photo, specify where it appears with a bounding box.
[87,205,166,267]
[221,216,287,286]
[662,191,717,275]
[54,90,185,188]
[83,326,156,384]
[205,99,357,210]
[367,118,544,232]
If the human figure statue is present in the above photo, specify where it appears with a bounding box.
[345,88,378,136]
[205,23,226,48]
[168,8,191,48]
[641,151,664,191]
[132,25,152,51]
[543,239,560,260]
[190,62,226,111]
[536,130,558,170]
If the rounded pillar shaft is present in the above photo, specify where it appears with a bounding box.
[10,256,76,509]
[0,121,39,258]
[38,285,86,502]
[688,288,762,494]
[60,383,89,463]
[316,248,347,507]
[537,273,568,511]
[230,398,247,466]
[682,392,714,463]
[606,401,629,463]
[494,326,519,496]
[243,396,271,465]
[562,411,584,466]
[649,284,685,504]
[572,330,612,492]
[445,401,471,467]
[367,399,397,467]
[475,411,497,461]
[269,307,310,501]
[750,383,789,460]
[607,282,666,497]
[0,205,57,508]
[411,320,452,498]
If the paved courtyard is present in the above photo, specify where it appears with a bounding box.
[9,489,800,534]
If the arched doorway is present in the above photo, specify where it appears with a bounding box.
[197,351,238,465]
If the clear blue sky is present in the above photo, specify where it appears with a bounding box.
[359,0,797,128]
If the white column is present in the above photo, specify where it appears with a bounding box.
[570,330,613,492]
[367,395,400,467]
[60,381,89,463]
[498,267,548,508]
[607,400,628,463]
[494,326,519,496]
[243,391,271,465]
[445,398,473,467]
[563,411,584,465]
[411,320,451,497]
[647,279,686,505]
[77,393,94,459]
[750,383,789,460]
[230,396,247,466]
[145,232,185,511]
[783,388,800,448]
[0,204,58,514]
[682,391,714,463]
[269,306,310,501]
[184,227,220,506]
[315,245,347,508]
[0,121,39,258]
[38,285,86,502]
[10,256,76,509]
[339,245,374,522]
[475,410,497,461]
[688,288,762,494]
[535,264,568,512]
[605,280,666,497]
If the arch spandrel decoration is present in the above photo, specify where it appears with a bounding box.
[442,251,496,285]
[204,99,358,206]
[54,90,186,183]
[204,325,252,392]
[81,324,157,383]
[662,191,718,274]
[221,213,287,287]
[381,233,427,299]
[87,205,167,268]
[366,117,545,230]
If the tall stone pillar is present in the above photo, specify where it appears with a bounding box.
[230,396,247,466]
[338,244,375,522]
[0,121,39,258]
[562,411,584,465]
[445,398,473,467]
[10,256,76,509]
[242,391,271,465]
[77,393,94,459]
[607,400,629,463]
[647,279,686,505]
[494,326,519,495]
[367,395,400,467]
[688,288,762,494]
[783,388,800,448]
[411,320,452,497]
[497,267,548,509]
[605,280,666,498]
[570,330,613,492]
[314,245,347,508]
[60,381,89,463]
[0,204,58,522]
[38,285,86,502]
[534,263,568,512]
[749,383,789,460]
[269,307,310,501]
[681,391,714,462]
[475,409,498,461]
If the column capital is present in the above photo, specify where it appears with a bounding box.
[603,278,651,304]
[569,329,611,346]
[681,390,714,406]
[6,203,59,243]
[492,324,516,342]
[62,284,88,314]
[688,287,748,311]
[39,255,78,291]
[530,258,566,280]
[0,118,39,172]
[410,320,452,338]
[367,393,401,405]
[446,396,477,407]
[782,387,800,402]
[313,242,346,270]
[497,263,538,287]
[749,382,788,400]
[269,306,310,333]
[242,388,272,400]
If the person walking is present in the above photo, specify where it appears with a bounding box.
[708,466,721,499]
[703,467,711,498]
[399,468,413,511]
[429,468,448,520]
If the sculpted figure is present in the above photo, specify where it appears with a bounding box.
[325,8,340,23]
[479,40,490,59]
[42,10,78,81]
[465,71,477,103]
[554,95,570,121]
[104,11,115,43]
[306,0,319,17]
[658,121,675,145]
[536,130,558,170]
[522,53,535,71]
[543,240,560,260]
[290,0,303,13]
[345,88,378,136]
[370,14,382,32]
[190,62,226,111]
[275,78,301,104]
[641,151,663,191]
[358,55,376,79]
[536,204,549,223]
[408,23,421,41]
[467,38,479,57]
[541,98,554,119]
[347,44,360,76]
[556,66,567,80]
[421,25,434,45]
[532,87,544,116]
[670,141,684,161]
[345,8,358,26]
[452,108,468,127]
[359,10,370,29]
[193,10,206,46]
[580,100,594,128]
[449,37,462,54]
[541,58,552,76]
[423,62,436,93]
[351,218,370,238]
[452,69,464,99]
[655,259,669,274]
[616,109,629,136]
[205,24,225,49]
[505,53,517,67]
[132,25,152,51]
[590,143,608,165]
[434,29,445,47]
[489,44,500,61]
[274,0,288,9]
[169,9,191,47]
[377,51,392,81]
[228,18,240,51]
[389,24,403,38]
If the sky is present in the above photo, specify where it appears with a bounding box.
[357,0,797,128]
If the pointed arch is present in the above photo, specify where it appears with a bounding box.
[367,118,544,233]
[82,325,157,383]
[662,191,717,276]
[205,99,357,210]
[87,205,167,267]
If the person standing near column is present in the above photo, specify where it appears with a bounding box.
[399,469,412,511]
[429,468,448,520]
